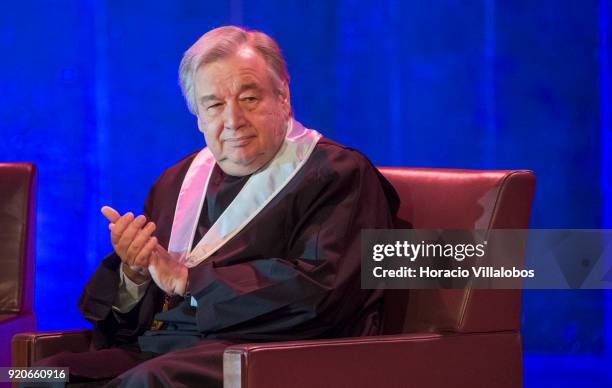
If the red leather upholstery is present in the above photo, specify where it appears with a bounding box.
[12,329,92,367]
[223,167,535,388]
[380,168,535,335]
[224,332,523,388]
[0,162,37,367]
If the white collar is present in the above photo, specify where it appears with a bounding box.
[168,119,322,268]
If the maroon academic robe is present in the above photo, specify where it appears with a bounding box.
[40,138,399,387]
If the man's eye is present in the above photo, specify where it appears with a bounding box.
[241,97,258,103]
[207,103,223,111]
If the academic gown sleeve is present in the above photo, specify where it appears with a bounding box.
[76,156,192,348]
[77,199,165,347]
[187,142,399,341]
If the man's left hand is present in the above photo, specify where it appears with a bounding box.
[149,245,188,296]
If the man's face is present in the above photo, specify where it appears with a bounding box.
[193,46,290,176]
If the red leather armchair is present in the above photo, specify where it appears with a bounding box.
[0,163,37,368]
[222,167,535,388]
[12,167,535,388]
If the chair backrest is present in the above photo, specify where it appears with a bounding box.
[0,162,37,316]
[378,167,535,335]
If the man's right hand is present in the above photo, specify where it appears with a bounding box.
[101,206,157,284]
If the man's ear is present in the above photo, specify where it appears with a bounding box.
[196,114,206,134]
[278,81,291,117]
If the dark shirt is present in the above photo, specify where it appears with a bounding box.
[193,165,250,248]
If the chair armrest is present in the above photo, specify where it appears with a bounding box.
[224,331,522,388]
[12,329,93,367]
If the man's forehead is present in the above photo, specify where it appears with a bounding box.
[196,74,264,95]
[197,47,268,78]
[195,55,271,97]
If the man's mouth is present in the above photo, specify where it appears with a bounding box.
[225,136,255,147]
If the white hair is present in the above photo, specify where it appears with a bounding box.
[179,25,290,115]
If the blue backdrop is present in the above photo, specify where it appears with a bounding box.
[1,0,610,385]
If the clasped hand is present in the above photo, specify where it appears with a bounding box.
[101,206,187,296]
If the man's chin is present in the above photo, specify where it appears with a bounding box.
[218,157,264,177]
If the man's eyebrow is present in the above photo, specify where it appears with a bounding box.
[199,83,262,104]
[238,83,262,93]
[199,94,219,104]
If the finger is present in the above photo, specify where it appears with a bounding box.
[116,215,147,263]
[117,215,147,261]
[101,206,121,223]
[133,236,157,268]
[110,212,135,245]
[148,249,159,270]
[154,244,175,261]
[126,222,156,262]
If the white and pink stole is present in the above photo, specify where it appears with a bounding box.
[167,119,322,273]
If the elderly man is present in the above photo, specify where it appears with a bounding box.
[37,26,398,387]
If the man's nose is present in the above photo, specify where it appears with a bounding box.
[223,101,246,130]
